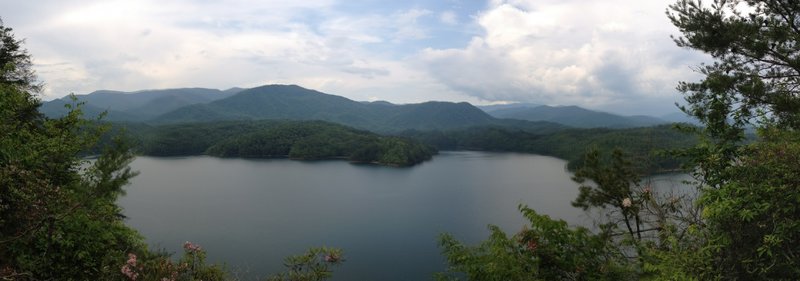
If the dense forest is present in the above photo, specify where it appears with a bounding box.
[400,124,698,173]
[121,120,437,166]
[102,120,694,172]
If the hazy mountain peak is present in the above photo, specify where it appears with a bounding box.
[361,100,396,106]
[477,102,541,113]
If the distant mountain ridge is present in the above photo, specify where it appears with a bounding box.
[481,103,670,128]
[153,85,501,132]
[40,87,240,121]
[41,84,680,131]
[478,103,541,113]
[660,112,701,125]
[42,84,522,132]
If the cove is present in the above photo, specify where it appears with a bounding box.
[118,151,688,280]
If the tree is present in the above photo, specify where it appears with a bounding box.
[670,0,800,131]
[0,19,146,279]
[437,206,632,281]
[571,149,644,241]
[0,18,41,93]
[667,0,800,279]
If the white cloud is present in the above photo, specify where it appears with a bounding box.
[439,11,458,25]
[392,9,433,41]
[417,0,710,114]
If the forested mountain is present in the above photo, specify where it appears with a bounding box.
[40,87,239,120]
[485,104,669,128]
[378,101,496,130]
[152,84,511,132]
[154,85,380,127]
[42,84,677,132]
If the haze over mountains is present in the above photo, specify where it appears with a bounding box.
[479,104,673,128]
[40,87,243,121]
[41,84,692,131]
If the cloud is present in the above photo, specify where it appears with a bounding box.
[340,63,391,79]
[440,10,458,25]
[417,0,710,114]
[392,9,434,41]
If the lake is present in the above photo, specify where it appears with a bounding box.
[118,151,689,280]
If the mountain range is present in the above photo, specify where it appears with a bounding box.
[41,84,695,131]
[148,85,510,132]
[479,104,672,128]
[40,87,243,121]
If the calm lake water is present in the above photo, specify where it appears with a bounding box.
[118,151,689,280]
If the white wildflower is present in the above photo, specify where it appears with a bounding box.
[622,198,632,208]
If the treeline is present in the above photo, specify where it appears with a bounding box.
[120,120,436,166]
[400,124,698,173]
[103,121,697,172]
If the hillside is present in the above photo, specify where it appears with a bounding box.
[378,101,496,130]
[39,100,139,121]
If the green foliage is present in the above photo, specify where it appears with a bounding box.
[572,149,640,211]
[0,18,41,93]
[402,124,697,173]
[669,0,800,130]
[136,120,436,166]
[121,112,695,172]
[640,225,717,281]
[662,1,800,279]
[140,121,260,156]
[437,206,632,281]
[265,247,344,281]
[572,149,644,240]
[637,130,800,280]
[0,20,231,280]
[0,32,143,280]
[697,129,800,279]
[119,242,227,281]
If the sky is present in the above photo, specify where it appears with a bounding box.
[1,0,711,116]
